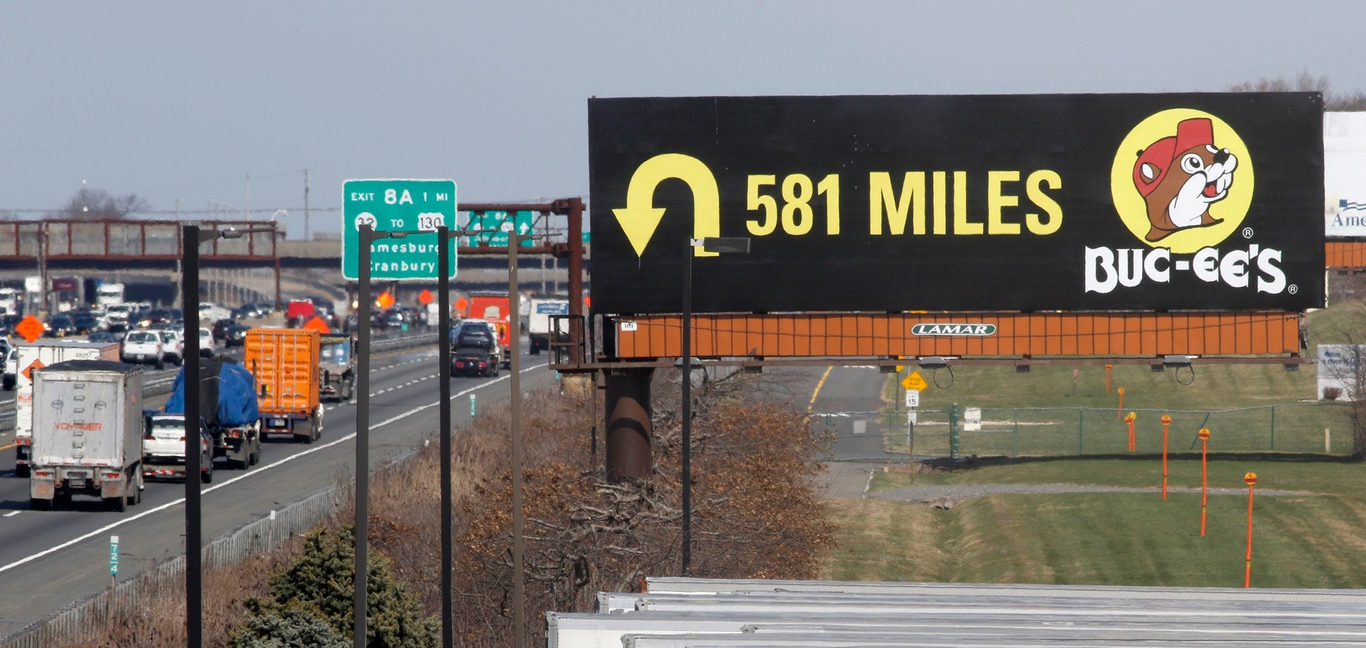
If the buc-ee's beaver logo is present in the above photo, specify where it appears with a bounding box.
[1087,108,1287,295]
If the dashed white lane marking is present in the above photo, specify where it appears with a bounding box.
[349,370,493,401]
[0,361,546,577]
[2,511,19,518]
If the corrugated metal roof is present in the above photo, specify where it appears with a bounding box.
[549,578,1366,648]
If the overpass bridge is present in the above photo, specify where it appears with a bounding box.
[0,207,590,310]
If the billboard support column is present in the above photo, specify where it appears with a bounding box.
[605,369,653,482]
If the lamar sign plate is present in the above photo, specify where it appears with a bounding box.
[911,323,997,336]
[342,179,457,281]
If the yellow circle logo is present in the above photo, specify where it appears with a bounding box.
[1110,109,1254,254]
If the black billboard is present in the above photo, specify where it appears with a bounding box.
[588,94,1324,314]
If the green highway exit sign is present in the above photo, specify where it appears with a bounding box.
[342,179,458,281]
[465,210,534,248]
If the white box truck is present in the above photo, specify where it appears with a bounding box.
[13,340,121,476]
[0,286,20,315]
[95,282,125,308]
[28,360,144,512]
[527,297,569,355]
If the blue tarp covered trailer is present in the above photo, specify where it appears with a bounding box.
[163,358,262,468]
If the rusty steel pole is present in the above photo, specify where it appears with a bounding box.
[564,198,585,364]
[605,370,653,482]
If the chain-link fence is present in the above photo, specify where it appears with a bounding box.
[812,402,1358,461]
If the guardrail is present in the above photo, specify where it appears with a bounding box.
[0,329,436,432]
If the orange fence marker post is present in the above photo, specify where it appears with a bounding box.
[1124,411,1136,452]
[1199,428,1210,535]
[1117,386,1125,421]
[1244,472,1258,588]
[1105,364,1113,394]
[1161,414,1171,500]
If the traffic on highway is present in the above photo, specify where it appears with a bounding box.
[0,271,560,638]
[0,345,550,633]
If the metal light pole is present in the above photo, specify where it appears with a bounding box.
[182,225,202,648]
[509,232,525,647]
[354,224,376,648]
[680,236,749,576]
[353,225,421,648]
[680,241,694,575]
[437,226,454,648]
[183,224,266,648]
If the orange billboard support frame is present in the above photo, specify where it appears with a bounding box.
[587,311,1305,369]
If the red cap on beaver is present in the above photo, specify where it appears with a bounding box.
[1133,118,1215,197]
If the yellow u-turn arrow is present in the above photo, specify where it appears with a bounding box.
[611,153,720,258]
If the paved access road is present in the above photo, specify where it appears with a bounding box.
[0,344,554,639]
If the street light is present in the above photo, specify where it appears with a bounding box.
[681,236,750,576]
[182,224,273,648]
[350,225,460,648]
[355,224,393,648]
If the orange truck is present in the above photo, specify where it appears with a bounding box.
[466,293,513,368]
[243,328,323,443]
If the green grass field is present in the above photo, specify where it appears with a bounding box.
[822,491,1366,588]
[820,302,1366,588]
[860,304,1366,458]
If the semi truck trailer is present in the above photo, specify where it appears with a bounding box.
[244,328,323,443]
[28,360,144,512]
[13,340,121,477]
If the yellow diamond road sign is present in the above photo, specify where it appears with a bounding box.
[901,371,928,391]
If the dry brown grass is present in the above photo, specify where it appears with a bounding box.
[45,537,306,648]
[34,373,834,647]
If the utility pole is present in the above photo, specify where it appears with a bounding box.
[304,169,311,241]
[245,172,251,221]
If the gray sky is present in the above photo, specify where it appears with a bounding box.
[3,1,1363,238]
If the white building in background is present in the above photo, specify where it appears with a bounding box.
[1326,112,1366,237]
[1317,344,1365,400]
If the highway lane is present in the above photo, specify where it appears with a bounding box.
[798,365,907,462]
[0,344,555,638]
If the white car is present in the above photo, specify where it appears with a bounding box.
[157,329,184,365]
[142,414,213,483]
[198,302,233,323]
[197,327,214,358]
[121,330,165,368]
[103,303,135,328]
